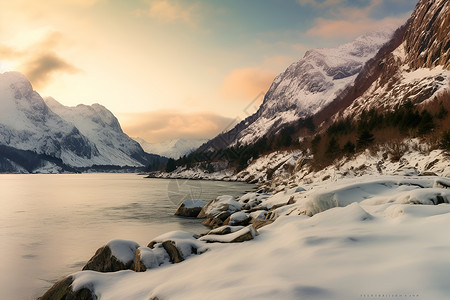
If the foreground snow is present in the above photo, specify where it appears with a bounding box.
[69,174,450,299]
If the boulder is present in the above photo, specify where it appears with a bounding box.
[175,199,207,217]
[82,239,139,272]
[197,195,242,219]
[199,225,257,243]
[252,219,274,230]
[202,211,231,228]
[133,247,163,272]
[224,211,251,226]
[162,241,184,263]
[38,276,96,300]
[205,225,244,236]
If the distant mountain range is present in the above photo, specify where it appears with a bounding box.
[0,72,165,173]
[133,137,207,159]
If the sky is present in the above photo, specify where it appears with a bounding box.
[0,0,417,143]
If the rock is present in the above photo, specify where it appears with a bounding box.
[162,241,184,263]
[419,171,438,176]
[147,231,206,261]
[202,211,231,228]
[82,239,139,272]
[197,195,242,219]
[175,199,207,217]
[224,211,251,226]
[38,276,96,300]
[287,196,296,205]
[294,186,306,193]
[133,247,162,272]
[199,225,257,243]
[205,225,244,236]
[252,219,274,230]
[248,210,267,221]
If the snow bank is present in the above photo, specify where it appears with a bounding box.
[71,185,450,299]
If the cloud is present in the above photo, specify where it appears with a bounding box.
[305,0,409,39]
[22,53,80,88]
[0,31,80,88]
[220,67,275,101]
[119,110,237,143]
[297,0,345,8]
[136,0,200,25]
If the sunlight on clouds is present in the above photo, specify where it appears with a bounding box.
[220,67,275,101]
[136,0,200,25]
[297,0,345,8]
[0,30,80,89]
[306,0,409,39]
[119,111,237,143]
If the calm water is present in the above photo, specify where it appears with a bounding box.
[0,174,253,299]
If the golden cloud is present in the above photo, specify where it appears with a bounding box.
[220,67,275,101]
[119,110,237,143]
[136,0,200,25]
[306,0,408,39]
[0,31,80,88]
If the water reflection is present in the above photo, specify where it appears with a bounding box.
[0,174,253,299]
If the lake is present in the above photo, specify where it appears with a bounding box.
[0,174,253,299]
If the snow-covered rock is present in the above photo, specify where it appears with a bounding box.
[175,199,208,218]
[82,239,140,273]
[199,225,257,243]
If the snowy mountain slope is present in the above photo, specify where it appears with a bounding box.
[0,72,98,164]
[320,0,450,124]
[0,72,157,172]
[45,97,150,167]
[133,137,207,159]
[198,30,394,152]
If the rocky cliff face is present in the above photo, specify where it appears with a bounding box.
[404,0,450,70]
[317,0,450,124]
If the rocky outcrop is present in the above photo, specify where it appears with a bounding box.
[224,211,251,226]
[199,225,258,243]
[404,0,450,70]
[162,241,184,263]
[82,240,139,272]
[175,199,207,217]
[38,276,96,300]
[198,195,243,228]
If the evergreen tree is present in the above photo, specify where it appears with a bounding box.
[357,130,374,148]
[165,158,177,172]
[343,141,355,154]
[440,131,450,152]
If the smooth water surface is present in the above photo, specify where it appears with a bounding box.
[0,174,253,299]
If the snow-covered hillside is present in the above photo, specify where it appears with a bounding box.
[134,137,207,159]
[199,29,394,152]
[45,97,149,167]
[0,72,153,172]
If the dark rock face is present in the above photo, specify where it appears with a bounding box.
[82,245,133,272]
[405,0,450,70]
[38,276,97,300]
[162,241,185,264]
[174,200,207,218]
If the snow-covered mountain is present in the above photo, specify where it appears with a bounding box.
[320,0,449,124]
[133,137,207,159]
[0,72,157,172]
[198,29,395,152]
